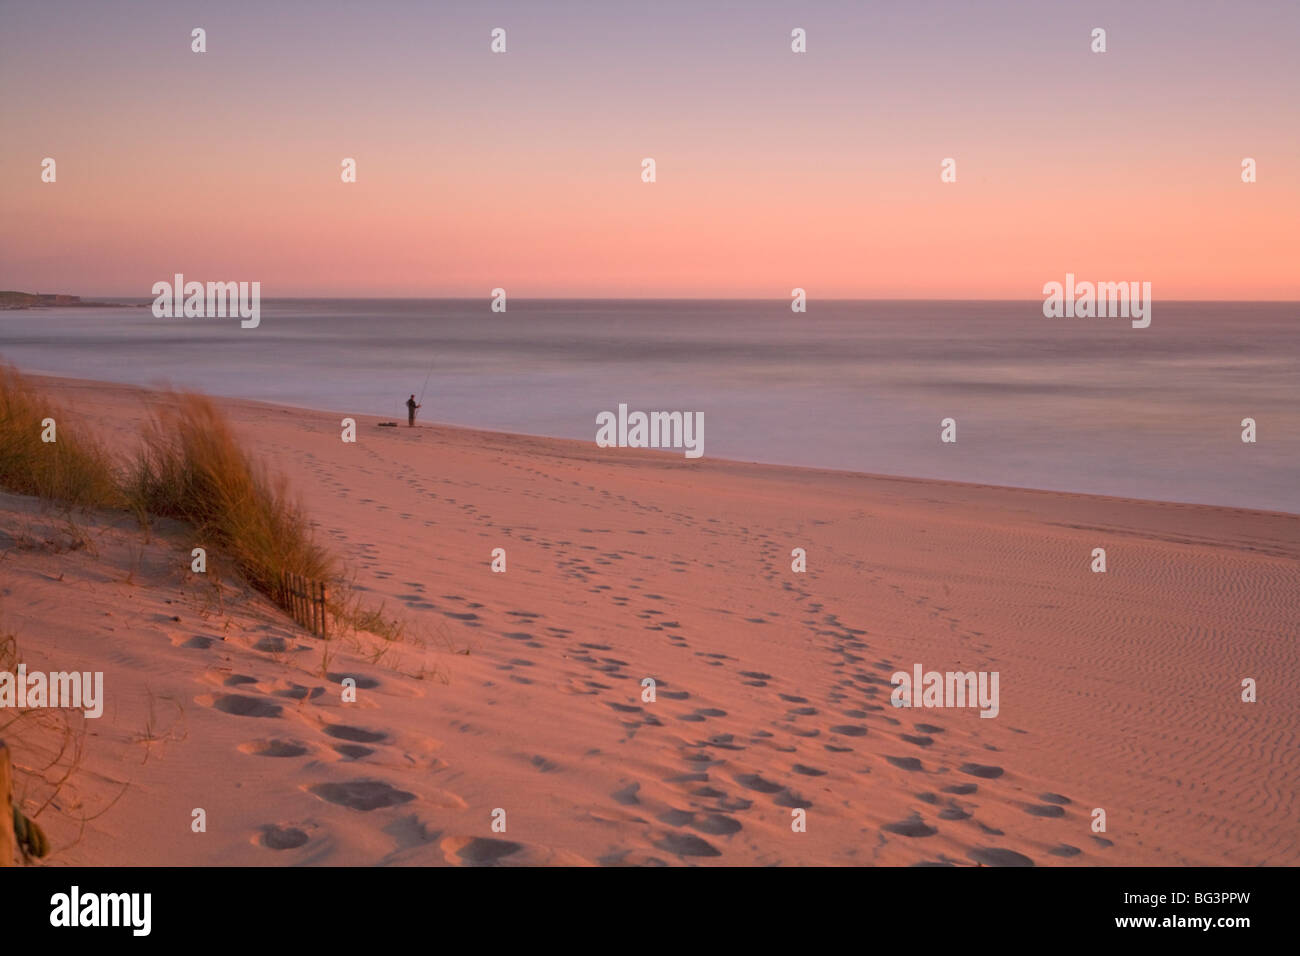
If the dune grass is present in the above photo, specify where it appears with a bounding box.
[0,367,411,644]
[126,391,335,597]
[0,365,122,508]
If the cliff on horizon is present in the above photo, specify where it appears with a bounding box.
[0,291,114,309]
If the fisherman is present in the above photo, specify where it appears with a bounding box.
[406,393,421,427]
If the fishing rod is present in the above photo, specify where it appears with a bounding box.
[417,354,435,405]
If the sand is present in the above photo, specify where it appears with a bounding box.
[1,375,1296,866]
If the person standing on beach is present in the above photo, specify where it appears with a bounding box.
[406,394,421,427]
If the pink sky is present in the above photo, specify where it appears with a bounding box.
[2,1,1297,298]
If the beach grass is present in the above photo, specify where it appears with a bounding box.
[126,391,335,597]
[0,366,415,645]
[0,365,123,509]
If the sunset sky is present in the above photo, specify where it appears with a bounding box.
[2,0,1297,298]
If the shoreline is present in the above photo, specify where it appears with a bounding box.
[24,370,1299,520]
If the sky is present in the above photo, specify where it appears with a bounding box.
[2,0,1298,298]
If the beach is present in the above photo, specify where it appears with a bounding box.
[2,374,1296,866]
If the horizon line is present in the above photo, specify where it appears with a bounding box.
[52,294,1300,305]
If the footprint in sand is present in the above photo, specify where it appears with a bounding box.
[960,763,1004,779]
[238,739,310,758]
[176,635,217,650]
[259,825,310,850]
[384,815,441,849]
[968,846,1034,867]
[734,773,789,796]
[886,756,924,771]
[830,724,868,737]
[654,832,721,858]
[792,764,827,777]
[784,726,820,739]
[658,809,694,826]
[323,724,387,744]
[772,788,811,809]
[690,785,724,800]
[692,814,742,836]
[611,783,641,805]
[333,744,374,760]
[441,836,523,866]
[308,780,415,811]
[883,815,938,838]
[200,694,283,718]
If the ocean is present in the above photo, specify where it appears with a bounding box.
[3,299,1296,513]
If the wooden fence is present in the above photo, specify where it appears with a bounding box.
[278,572,329,638]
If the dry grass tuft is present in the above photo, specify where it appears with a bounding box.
[0,365,122,509]
[127,392,335,599]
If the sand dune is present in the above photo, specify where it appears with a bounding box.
[2,375,1296,866]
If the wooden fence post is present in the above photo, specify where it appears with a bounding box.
[275,571,328,638]
[315,581,324,636]
[1,739,15,866]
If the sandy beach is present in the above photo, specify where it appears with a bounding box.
[2,375,1297,867]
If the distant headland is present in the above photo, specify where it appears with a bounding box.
[0,291,118,309]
